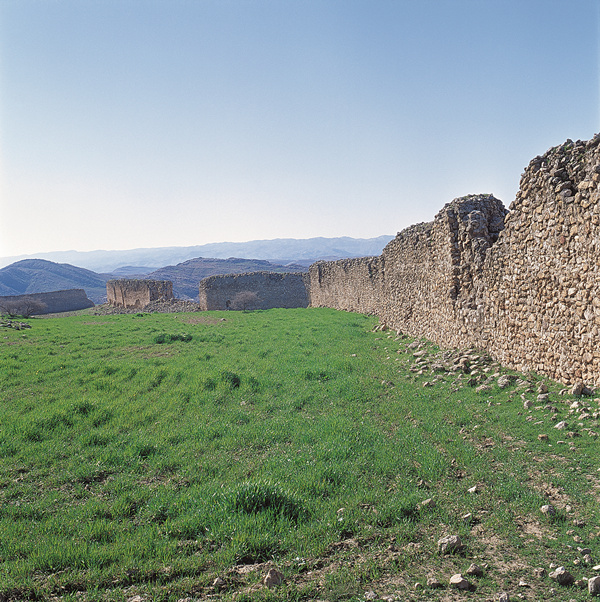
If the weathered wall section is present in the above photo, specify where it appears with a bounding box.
[0,289,94,314]
[309,194,506,347]
[482,136,600,384]
[309,256,382,315]
[107,279,173,309]
[309,134,600,386]
[198,272,309,310]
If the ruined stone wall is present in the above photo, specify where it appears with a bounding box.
[309,194,506,347]
[308,134,600,386]
[106,279,173,309]
[309,256,382,315]
[0,289,94,314]
[198,272,309,310]
[378,194,507,347]
[482,135,600,384]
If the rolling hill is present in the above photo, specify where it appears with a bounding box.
[0,259,109,304]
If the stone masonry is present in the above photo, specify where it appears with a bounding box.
[106,279,173,309]
[309,134,600,386]
[0,289,94,314]
[198,272,309,311]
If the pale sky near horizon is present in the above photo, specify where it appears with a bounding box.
[1,0,598,258]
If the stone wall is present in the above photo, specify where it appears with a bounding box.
[0,289,94,314]
[106,279,173,309]
[482,136,600,384]
[309,134,600,386]
[198,272,309,310]
[309,194,507,346]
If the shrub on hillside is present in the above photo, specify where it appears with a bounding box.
[0,296,47,318]
[230,291,261,311]
[152,333,193,344]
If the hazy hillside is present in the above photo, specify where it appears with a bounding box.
[0,259,108,303]
[146,257,307,300]
[0,235,394,273]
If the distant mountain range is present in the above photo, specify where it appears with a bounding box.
[0,235,394,303]
[0,236,393,273]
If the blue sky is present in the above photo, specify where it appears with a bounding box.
[1,0,598,257]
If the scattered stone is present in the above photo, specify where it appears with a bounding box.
[538,382,549,394]
[585,555,594,565]
[419,497,435,509]
[449,574,471,590]
[575,578,587,588]
[572,382,585,396]
[462,513,473,524]
[427,576,443,588]
[533,567,546,578]
[414,582,422,590]
[549,566,574,586]
[589,575,600,595]
[364,591,378,601]
[468,485,478,494]
[555,421,568,430]
[541,504,556,516]
[537,393,549,403]
[523,399,533,409]
[538,434,549,441]
[476,384,492,393]
[518,579,529,587]
[212,577,226,590]
[127,597,144,602]
[497,375,513,389]
[496,593,510,602]
[263,568,284,588]
[437,534,464,554]
[466,563,484,576]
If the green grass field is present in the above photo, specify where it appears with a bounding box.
[1,308,599,601]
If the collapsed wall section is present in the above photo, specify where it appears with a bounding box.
[107,279,173,309]
[198,272,309,310]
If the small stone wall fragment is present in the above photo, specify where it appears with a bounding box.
[198,272,309,311]
[107,279,173,309]
[0,289,94,314]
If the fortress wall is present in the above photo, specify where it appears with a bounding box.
[378,195,507,347]
[308,256,382,315]
[482,136,600,384]
[308,195,507,346]
[0,289,94,314]
[107,279,173,309]
[308,134,600,386]
[198,272,309,310]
